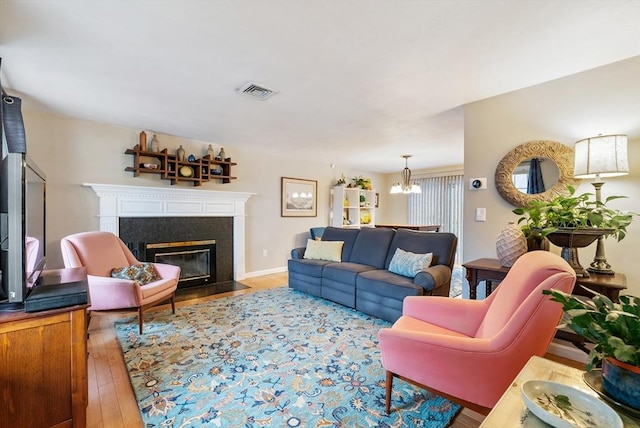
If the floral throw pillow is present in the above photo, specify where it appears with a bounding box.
[111,263,158,285]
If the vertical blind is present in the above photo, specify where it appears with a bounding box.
[408,174,464,263]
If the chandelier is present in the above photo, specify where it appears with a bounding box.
[390,155,421,194]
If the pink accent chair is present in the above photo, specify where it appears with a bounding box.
[61,231,181,334]
[25,236,40,275]
[378,251,576,415]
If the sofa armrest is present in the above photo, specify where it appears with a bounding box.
[414,264,451,294]
[291,247,306,259]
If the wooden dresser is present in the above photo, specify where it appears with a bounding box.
[0,268,89,427]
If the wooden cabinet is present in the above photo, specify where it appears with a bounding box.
[0,272,89,427]
[125,144,237,186]
[332,185,376,228]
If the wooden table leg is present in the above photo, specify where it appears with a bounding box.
[465,269,478,300]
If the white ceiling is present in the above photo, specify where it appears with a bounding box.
[1,1,639,173]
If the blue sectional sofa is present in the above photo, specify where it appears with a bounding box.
[288,227,457,322]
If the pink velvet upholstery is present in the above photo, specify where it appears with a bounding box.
[378,251,576,414]
[61,231,181,333]
[25,236,40,275]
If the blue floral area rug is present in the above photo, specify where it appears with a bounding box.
[115,288,461,427]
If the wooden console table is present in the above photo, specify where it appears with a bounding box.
[462,257,627,301]
[0,268,89,427]
[481,355,639,427]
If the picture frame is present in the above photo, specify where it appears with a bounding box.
[375,192,379,208]
[281,177,318,217]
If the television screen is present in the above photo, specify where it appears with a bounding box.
[0,153,46,306]
[25,159,46,286]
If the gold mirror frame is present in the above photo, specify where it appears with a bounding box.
[495,140,579,207]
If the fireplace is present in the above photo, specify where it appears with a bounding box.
[119,216,232,287]
[85,183,254,280]
[146,240,217,288]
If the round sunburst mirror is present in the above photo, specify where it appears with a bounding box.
[495,140,579,207]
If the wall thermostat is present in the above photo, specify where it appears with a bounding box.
[469,177,487,190]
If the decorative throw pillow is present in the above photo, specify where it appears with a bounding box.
[388,248,433,278]
[303,239,344,262]
[111,263,158,285]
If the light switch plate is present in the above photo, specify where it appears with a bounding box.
[475,208,486,222]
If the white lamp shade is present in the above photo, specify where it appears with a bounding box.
[574,134,629,179]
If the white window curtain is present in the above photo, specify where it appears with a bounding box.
[408,174,464,263]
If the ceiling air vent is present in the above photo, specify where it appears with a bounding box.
[237,82,278,101]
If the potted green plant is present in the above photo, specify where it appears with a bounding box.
[513,186,635,272]
[512,199,556,251]
[542,289,640,410]
[514,185,633,241]
[351,176,372,190]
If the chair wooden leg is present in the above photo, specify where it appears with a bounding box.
[385,371,394,414]
[138,307,144,334]
[170,293,176,314]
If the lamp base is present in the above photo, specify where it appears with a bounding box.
[588,235,615,276]
[588,264,615,275]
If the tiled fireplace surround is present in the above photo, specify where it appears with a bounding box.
[85,183,254,280]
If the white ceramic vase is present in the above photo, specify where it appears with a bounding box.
[496,222,527,267]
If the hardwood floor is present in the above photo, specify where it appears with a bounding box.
[85,272,583,427]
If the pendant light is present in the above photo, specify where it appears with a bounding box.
[390,155,421,194]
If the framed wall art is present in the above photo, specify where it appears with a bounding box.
[281,177,318,217]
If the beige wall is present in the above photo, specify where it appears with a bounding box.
[464,56,640,297]
[22,108,384,277]
[19,56,640,297]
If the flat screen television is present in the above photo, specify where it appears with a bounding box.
[0,152,46,309]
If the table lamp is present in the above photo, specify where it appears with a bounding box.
[573,134,629,274]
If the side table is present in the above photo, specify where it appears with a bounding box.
[480,355,639,427]
[462,257,627,301]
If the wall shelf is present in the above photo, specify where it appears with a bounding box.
[125,145,237,185]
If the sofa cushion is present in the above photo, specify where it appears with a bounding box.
[303,239,343,262]
[385,229,457,269]
[287,258,329,277]
[321,227,360,261]
[388,248,433,278]
[323,261,378,285]
[357,269,424,299]
[348,227,395,268]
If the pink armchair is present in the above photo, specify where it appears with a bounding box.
[61,231,181,334]
[378,251,576,415]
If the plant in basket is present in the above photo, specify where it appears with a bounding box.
[543,288,640,410]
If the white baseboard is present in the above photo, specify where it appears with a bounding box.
[243,266,288,279]
[547,340,588,364]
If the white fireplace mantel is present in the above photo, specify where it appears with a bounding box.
[84,183,255,279]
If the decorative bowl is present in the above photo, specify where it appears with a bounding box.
[521,379,622,428]
[179,166,194,177]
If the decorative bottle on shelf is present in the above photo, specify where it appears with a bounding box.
[496,222,527,267]
[217,147,226,161]
[139,131,147,151]
[207,144,215,159]
[176,145,186,162]
[150,134,160,152]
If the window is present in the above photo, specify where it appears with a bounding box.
[408,173,464,263]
